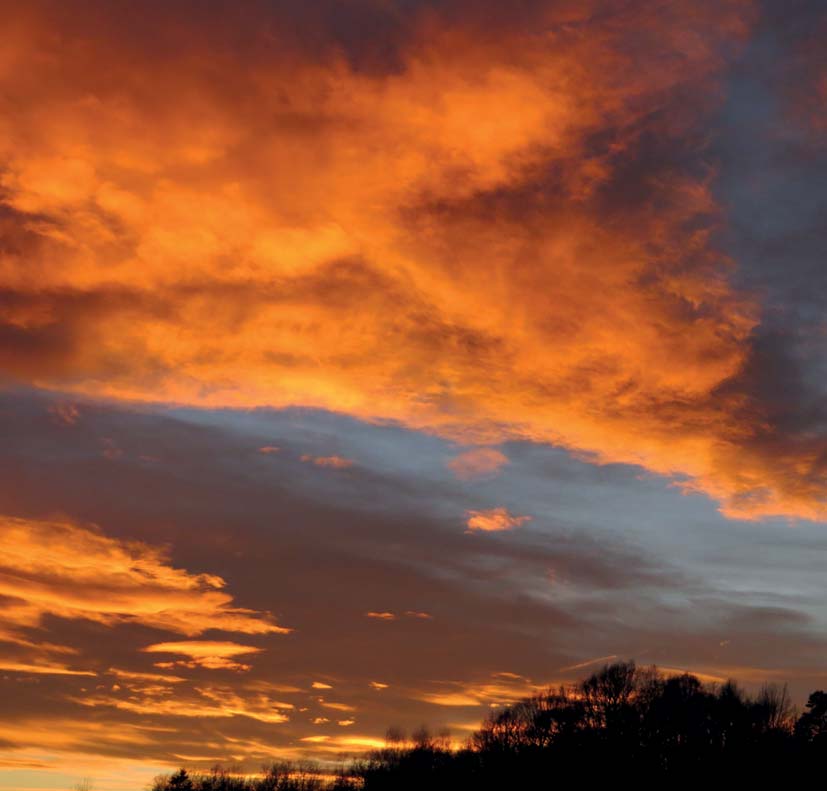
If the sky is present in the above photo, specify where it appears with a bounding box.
[1,0,827,788]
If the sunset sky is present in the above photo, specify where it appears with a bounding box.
[2,0,827,788]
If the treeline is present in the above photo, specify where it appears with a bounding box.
[152,661,827,789]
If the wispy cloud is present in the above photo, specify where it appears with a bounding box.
[301,455,355,469]
[142,641,264,672]
[365,610,433,621]
[0,660,95,676]
[0,515,290,638]
[416,673,544,708]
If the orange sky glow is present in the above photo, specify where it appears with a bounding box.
[2,1,827,789]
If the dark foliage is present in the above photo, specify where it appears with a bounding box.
[151,763,357,791]
[153,662,827,789]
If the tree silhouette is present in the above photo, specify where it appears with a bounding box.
[151,662,826,789]
[796,690,827,743]
[166,769,193,791]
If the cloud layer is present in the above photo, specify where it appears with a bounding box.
[4,0,826,518]
[0,515,287,640]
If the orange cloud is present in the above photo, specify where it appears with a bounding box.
[465,507,531,533]
[298,735,386,752]
[365,610,433,620]
[0,515,289,640]
[75,682,294,723]
[0,660,95,676]
[143,641,264,672]
[300,455,355,469]
[318,700,356,713]
[108,668,187,684]
[5,2,822,520]
[404,611,433,620]
[448,448,509,480]
[417,673,544,708]
[0,717,171,764]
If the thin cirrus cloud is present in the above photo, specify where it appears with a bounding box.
[0,660,95,677]
[3,1,827,520]
[108,667,187,684]
[365,611,433,621]
[75,682,295,723]
[142,640,265,672]
[0,515,289,640]
[416,672,544,708]
[465,507,531,533]
[300,455,355,469]
[318,701,356,713]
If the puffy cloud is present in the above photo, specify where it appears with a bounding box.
[448,448,509,480]
[465,507,531,533]
[0,515,289,638]
[1,1,819,519]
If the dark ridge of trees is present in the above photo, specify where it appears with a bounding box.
[152,763,358,791]
[152,661,827,789]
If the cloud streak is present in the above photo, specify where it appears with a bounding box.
[0,515,289,639]
[142,641,265,672]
